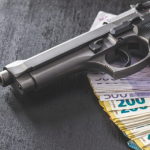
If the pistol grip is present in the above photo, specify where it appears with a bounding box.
[88,35,150,79]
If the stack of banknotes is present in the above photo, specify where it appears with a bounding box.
[89,11,150,150]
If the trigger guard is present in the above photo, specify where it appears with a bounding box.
[90,35,150,79]
[117,48,131,67]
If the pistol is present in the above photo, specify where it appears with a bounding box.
[0,2,150,94]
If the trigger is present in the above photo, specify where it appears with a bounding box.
[117,46,131,67]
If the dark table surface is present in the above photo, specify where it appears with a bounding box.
[0,0,147,150]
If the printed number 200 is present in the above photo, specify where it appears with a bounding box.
[118,98,147,114]
[118,98,145,107]
[121,106,147,113]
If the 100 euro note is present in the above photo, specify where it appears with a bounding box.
[89,11,150,150]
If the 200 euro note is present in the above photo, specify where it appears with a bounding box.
[102,98,150,111]
[100,99,150,149]
[100,100,150,149]
[100,101,150,129]
[108,106,150,120]
[99,99,150,123]
[89,10,150,150]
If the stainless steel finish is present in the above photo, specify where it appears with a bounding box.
[1,2,150,94]
[0,70,12,87]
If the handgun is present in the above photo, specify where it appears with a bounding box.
[0,1,150,94]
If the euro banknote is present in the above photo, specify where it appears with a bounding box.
[97,91,150,101]
[89,11,150,150]
[102,98,150,111]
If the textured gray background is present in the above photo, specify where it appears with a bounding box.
[0,0,147,150]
